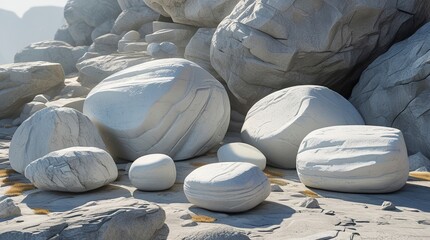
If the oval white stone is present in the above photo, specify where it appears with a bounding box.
[25,147,118,192]
[129,154,176,191]
[184,162,270,213]
[217,142,266,170]
[9,107,106,174]
[297,126,409,193]
[241,85,364,169]
[84,58,230,161]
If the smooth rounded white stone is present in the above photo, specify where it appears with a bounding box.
[123,30,141,41]
[25,147,118,192]
[84,58,230,161]
[241,85,364,169]
[33,94,49,103]
[184,162,270,213]
[9,107,106,174]
[217,143,266,170]
[297,126,409,193]
[129,154,176,191]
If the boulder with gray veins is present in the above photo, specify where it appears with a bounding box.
[76,53,153,88]
[211,0,430,109]
[9,107,106,174]
[350,23,430,159]
[25,147,118,192]
[0,61,64,119]
[14,41,87,74]
[84,58,230,161]
[143,0,241,27]
[0,198,166,240]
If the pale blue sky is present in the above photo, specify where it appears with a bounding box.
[0,0,67,17]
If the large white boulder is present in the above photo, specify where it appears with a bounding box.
[217,142,266,170]
[112,5,159,34]
[84,58,230,161]
[241,85,364,169]
[14,41,87,74]
[143,0,240,27]
[0,61,64,119]
[184,162,270,212]
[25,147,118,192]
[129,154,176,191]
[350,23,430,159]
[297,126,409,193]
[9,107,106,174]
[210,0,430,109]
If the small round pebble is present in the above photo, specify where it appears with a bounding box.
[129,154,176,191]
[217,142,266,170]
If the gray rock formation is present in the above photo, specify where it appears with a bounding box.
[143,0,241,27]
[0,198,166,240]
[14,41,87,75]
[211,0,430,109]
[409,152,430,172]
[25,147,118,192]
[9,107,106,174]
[76,53,153,88]
[61,0,122,45]
[0,198,21,219]
[112,5,159,34]
[0,62,64,118]
[350,22,430,159]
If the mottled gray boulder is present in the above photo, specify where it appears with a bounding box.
[88,33,122,55]
[64,0,122,45]
[0,198,166,240]
[54,24,76,46]
[185,28,218,78]
[409,152,430,172]
[211,0,430,109]
[143,0,240,27]
[91,19,115,41]
[112,6,159,34]
[147,42,178,58]
[25,147,118,192]
[9,107,106,174]
[14,41,87,74]
[0,62,64,118]
[350,23,430,159]
[0,198,21,219]
[76,53,153,87]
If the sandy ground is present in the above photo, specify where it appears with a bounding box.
[0,129,429,239]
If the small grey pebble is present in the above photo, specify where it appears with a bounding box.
[181,220,198,227]
[381,201,396,211]
[299,198,320,209]
[271,184,284,192]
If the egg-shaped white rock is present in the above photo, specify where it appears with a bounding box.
[25,147,118,192]
[84,58,230,161]
[217,143,266,170]
[241,85,364,169]
[297,126,409,193]
[9,107,106,174]
[184,162,270,213]
[129,154,176,191]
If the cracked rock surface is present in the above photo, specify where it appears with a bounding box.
[350,22,430,159]
[25,147,118,192]
[0,197,166,240]
[211,0,430,109]
[9,107,106,174]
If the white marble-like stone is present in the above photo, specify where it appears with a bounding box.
[129,154,176,191]
[0,198,21,219]
[147,42,178,58]
[112,6,159,34]
[123,42,148,53]
[123,30,141,41]
[297,126,409,193]
[143,0,240,27]
[84,58,230,161]
[184,162,270,212]
[9,107,106,174]
[210,0,430,109]
[25,147,118,192]
[13,101,47,126]
[145,26,196,55]
[217,142,266,170]
[241,85,364,169]
[0,61,64,119]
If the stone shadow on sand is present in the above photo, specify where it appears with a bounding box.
[22,184,132,212]
[132,183,189,204]
[188,201,295,229]
[307,182,430,212]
